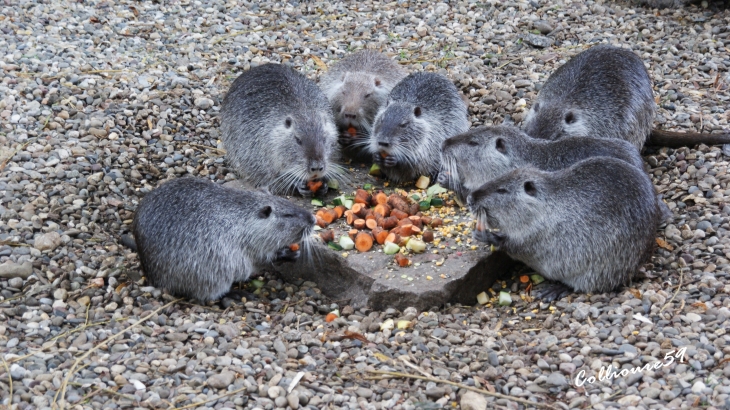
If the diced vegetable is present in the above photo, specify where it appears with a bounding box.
[431,198,444,208]
[339,236,355,250]
[343,199,354,210]
[327,242,342,251]
[369,163,381,176]
[415,175,430,189]
[380,318,394,331]
[422,230,434,243]
[394,253,411,267]
[419,200,431,211]
[426,183,448,197]
[311,199,324,207]
[530,274,545,285]
[355,232,373,252]
[363,183,373,190]
[498,291,512,306]
[383,242,400,255]
[328,179,339,190]
[406,238,426,253]
[476,291,489,305]
[332,196,344,206]
[307,180,323,192]
[319,230,335,243]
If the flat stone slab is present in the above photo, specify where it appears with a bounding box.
[225,163,519,310]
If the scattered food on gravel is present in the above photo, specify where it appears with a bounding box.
[1,0,730,409]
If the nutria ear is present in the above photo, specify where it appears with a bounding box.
[258,206,273,219]
[564,111,577,124]
[374,78,382,87]
[524,181,537,197]
[285,117,292,128]
[414,106,422,117]
[496,138,506,153]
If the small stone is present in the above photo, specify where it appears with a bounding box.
[692,381,706,394]
[546,372,568,387]
[460,391,487,410]
[54,288,68,300]
[356,387,373,399]
[686,313,702,322]
[0,262,33,279]
[34,232,62,251]
[287,393,300,409]
[8,277,23,288]
[195,97,214,110]
[660,390,677,401]
[207,371,235,389]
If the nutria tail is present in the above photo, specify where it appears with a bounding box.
[120,234,137,251]
[648,129,730,148]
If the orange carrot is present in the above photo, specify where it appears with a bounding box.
[325,312,338,322]
[374,192,388,205]
[345,210,355,225]
[387,194,410,214]
[319,229,334,243]
[430,218,443,228]
[385,232,401,245]
[347,127,357,137]
[289,243,300,251]
[520,275,530,284]
[381,216,398,230]
[409,203,419,216]
[373,204,391,217]
[373,227,387,244]
[307,180,323,192]
[422,230,434,243]
[391,209,409,220]
[319,208,337,225]
[355,232,373,252]
[334,205,346,219]
[365,219,378,230]
[316,216,327,228]
[421,216,432,226]
[354,189,371,205]
[408,215,422,228]
[411,225,422,235]
[400,224,413,237]
[380,151,388,159]
[395,253,411,267]
[348,229,359,241]
[354,219,366,229]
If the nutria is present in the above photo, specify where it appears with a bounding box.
[318,50,407,160]
[132,177,315,302]
[221,63,344,196]
[438,125,645,204]
[523,44,730,150]
[370,72,470,184]
[467,157,668,301]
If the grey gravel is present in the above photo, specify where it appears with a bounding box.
[1,1,729,409]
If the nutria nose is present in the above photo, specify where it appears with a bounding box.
[378,142,390,148]
[344,113,357,120]
[310,166,324,172]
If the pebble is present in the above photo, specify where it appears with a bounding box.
[0,262,33,279]
[460,391,487,410]
[207,371,235,390]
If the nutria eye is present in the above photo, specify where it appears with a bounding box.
[496,138,506,153]
[524,181,537,196]
[374,78,382,87]
[295,137,302,145]
[496,188,508,194]
[414,107,422,117]
[564,112,576,124]
[364,93,372,99]
[285,118,292,128]
[399,122,409,128]
[258,206,272,219]
[468,140,479,147]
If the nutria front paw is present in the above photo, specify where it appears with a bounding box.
[533,282,574,302]
[473,229,505,246]
[383,155,397,168]
[372,152,384,166]
[275,246,301,262]
[297,181,313,197]
[315,181,329,196]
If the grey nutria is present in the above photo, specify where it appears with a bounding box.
[132,177,315,302]
[221,63,344,196]
[467,157,669,301]
[438,125,645,204]
[318,50,407,160]
[523,44,730,150]
[370,72,470,184]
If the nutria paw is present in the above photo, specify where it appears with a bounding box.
[533,282,573,302]
[473,229,505,246]
[383,155,397,168]
[297,181,313,197]
[275,246,301,262]
[372,152,384,166]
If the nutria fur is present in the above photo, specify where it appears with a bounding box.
[132,177,315,302]
[319,50,407,160]
[439,125,646,204]
[370,72,470,184]
[467,157,667,301]
[221,63,343,196]
[523,44,730,150]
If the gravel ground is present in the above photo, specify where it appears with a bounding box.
[2,0,730,409]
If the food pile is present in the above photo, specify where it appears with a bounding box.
[311,177,482,268]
